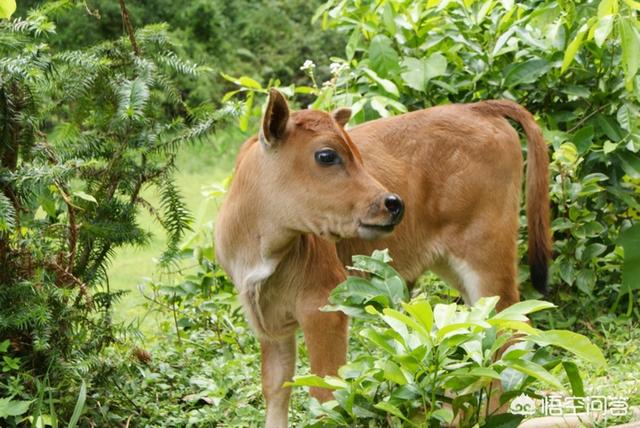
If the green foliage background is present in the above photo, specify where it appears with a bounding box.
[0,0,638,426]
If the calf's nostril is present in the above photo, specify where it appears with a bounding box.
[384,194,404,221]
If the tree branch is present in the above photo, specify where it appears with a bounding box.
[118,0,140,56]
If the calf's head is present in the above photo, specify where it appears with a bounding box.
[256,89,403,241]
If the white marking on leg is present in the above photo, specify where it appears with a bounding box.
[448,256,482,305]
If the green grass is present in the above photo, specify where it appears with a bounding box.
[108,126,246,332]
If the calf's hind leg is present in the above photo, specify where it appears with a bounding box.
[260,335,296,428]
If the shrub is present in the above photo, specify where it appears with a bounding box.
[291,250,606,427]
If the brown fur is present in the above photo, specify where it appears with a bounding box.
[215,90,551,427]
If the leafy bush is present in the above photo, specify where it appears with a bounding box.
[291,251,606,427]
[223,0,640,323]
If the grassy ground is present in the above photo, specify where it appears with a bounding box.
[108,126,246,332]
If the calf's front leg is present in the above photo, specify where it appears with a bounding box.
[260,335,296,428]
[298,298,348,402]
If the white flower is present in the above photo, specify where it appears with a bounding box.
[329,62,348,75]
[300,60,316,71]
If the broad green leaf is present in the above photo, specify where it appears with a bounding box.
[0,0,16,19]
[346,27,361,60]
[73,191,97,204]
[617,104,638,131]
[360,328,397,354]
[594,15,615,47]
[382,2,396,35]
[239,91,253,132]
[238,76,262,90]
[362,68,399,97]
[433,303,457,329]
[369,35,400,78]
[436,322,489,341]
[619,224,640,294]
[597,0,618,18]
[483,413,525,428]
[501,358,563,389]
[373,401,411,422]
[617,152,640,178]
[619,17,640,90]
[492,300,555,321]
[624,0,640,9]
[448,366,502,380]
[383,308,429,340]
[287,375,343,390]
[488,319,539,334]
[504,59,550,87]
[528,330,606,366]
[562,23,589,73]
[0,397,31,418]
[382,360,407,385]
[432,407,454,424]
[573,125,594,153]
[400,54,447,92]
[401,300,433,333]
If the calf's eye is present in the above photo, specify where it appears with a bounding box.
[314,148,341,166]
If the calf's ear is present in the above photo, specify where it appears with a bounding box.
[260,89,290,149]
[332,107,352,128]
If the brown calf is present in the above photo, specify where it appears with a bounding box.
[215,89,551,427]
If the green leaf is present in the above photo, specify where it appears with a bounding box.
[501,358,563,389]
[580,243,607,261]
[360,328,397,354]
[67,381,86,428]
[0,397,31,418]
[562,23,589,73]
[402,300,433,333]
[374,401,411,422]
[503,59,551,87]
[383,360,407,385]
[369,35,400,78]
[492,300,556,321]
[238,76,262,90]
[383,307,430,341]
[287,374,344,390]
[73,191,97,204]
[594,15,615,47]
[617,152,640,178]
[362,68,399,97]
[619,224,640,294]
[483,413,525,428]
[617,104,638,132]
[572,125,594,153]
[382,2,396,35]
[528,330,606,366]
[619,17,640,90]
[0,0,16,19]
[597,114,624,141]
[432,407,454,424]
[603,140,618,154]
[400,54,447,92]
[239,91,254,132]
[597,0,618,18]
[562,361,585,397]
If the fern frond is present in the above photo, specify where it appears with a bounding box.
[116,77,150,122]
[0,191,16,234]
